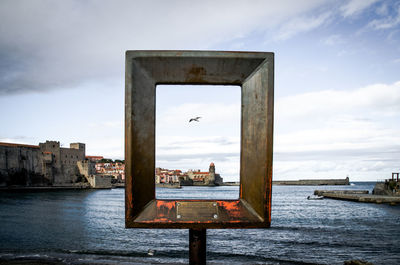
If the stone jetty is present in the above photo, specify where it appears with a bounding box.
[314,190,400,205]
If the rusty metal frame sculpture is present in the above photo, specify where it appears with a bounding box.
[125,50,274,229]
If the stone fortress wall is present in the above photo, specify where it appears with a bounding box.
[0,140,110,188]
[0,143,43,185]
[37,141,86,184]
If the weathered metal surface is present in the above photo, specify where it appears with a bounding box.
[127,199,264,229]
[189,229,206,265]
[241,56,274,222]
[125,50,274,229]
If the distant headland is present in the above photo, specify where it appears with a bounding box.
[273,177,350,186]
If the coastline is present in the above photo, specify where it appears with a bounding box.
[0,177,355,191]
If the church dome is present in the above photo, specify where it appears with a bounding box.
[210,162,215,166]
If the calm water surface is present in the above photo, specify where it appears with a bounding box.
[0,183,399,264]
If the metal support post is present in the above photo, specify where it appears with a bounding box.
[189,228,206,265]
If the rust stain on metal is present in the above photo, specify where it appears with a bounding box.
[218,201,242,218]
[156,200,176,219]
[141,218,173,223]
[185,66,207,83]
[156,200,175,211]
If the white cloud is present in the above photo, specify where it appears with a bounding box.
[340,0,379,17]
[2,1,399,182]
[277,81,400,119]
[0,0,334,94]
[274,81,400,181]
[153,81,400,181]
[275,12,331,41]
[156,100,241,180]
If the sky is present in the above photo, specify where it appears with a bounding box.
[0,0,399,181]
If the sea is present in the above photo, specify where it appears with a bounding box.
[0,182,399,264]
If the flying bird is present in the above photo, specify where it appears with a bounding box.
[189,116,201,123]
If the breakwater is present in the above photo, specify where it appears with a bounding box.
[314,190,369,196]
[314,189,400,205]
[273,177,349,186]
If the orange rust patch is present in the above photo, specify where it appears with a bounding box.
[156,200,175,211]
[156,200,175,219]
[219,201,244,218]
[141,218,173,223]
[219,201,240,211]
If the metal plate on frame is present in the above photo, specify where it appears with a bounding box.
[176,201,218,221]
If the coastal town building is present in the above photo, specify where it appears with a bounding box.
[155,168,183,184]
[95,161,125,182]
[0,140,111,188]
[155,162,223,186]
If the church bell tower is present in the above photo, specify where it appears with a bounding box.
[208,162,215,185]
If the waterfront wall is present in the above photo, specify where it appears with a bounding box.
[87,175,112,189]
[77,160,96,177]
[0,143,45,186]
